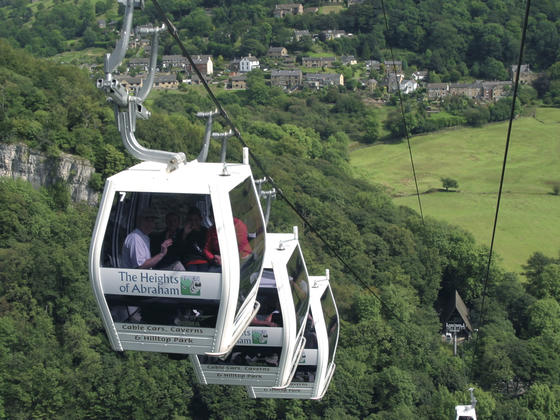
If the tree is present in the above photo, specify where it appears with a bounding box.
[441,177,458,191]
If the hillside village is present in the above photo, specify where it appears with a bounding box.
[92,2,541,106]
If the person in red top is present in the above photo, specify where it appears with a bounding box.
[203,216,252,268]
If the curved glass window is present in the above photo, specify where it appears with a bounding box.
[321,287,338,366]
[101,191,213,272]
[229,177,265,314]
[199,346,281,367]
[292,365,317,383]
[106,295,218,328]
[287,248,310,335]
[251,269,283,328]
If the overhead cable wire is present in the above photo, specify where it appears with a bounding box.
[150,0,407,326]
[379,0,424,223]
[470,0,532,374]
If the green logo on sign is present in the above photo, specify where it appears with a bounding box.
[252,330,268,344]
[181,276,201,296]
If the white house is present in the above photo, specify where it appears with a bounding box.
[239,55,260,72]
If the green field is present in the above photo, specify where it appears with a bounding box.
[351,107,560,273]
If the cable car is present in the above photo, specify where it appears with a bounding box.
[247,271,339,399]
[189,229,310,388]
[455,388,477,420]
[89,151,266,356]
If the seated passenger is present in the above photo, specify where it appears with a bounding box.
[203,214,252,270]
[178,207,208,271]
[151,212,185,271]
[120,208,173,269]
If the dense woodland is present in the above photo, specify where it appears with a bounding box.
[1,0,560,418]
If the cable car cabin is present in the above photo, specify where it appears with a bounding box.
[190,230,310,388]
[247,274,339,399]
[89,159,266,357]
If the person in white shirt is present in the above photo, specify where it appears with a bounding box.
[121,208,173,269]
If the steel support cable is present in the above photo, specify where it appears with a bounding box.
[470,0,532,374]
[379,0,424,223]
[150,0,407,326]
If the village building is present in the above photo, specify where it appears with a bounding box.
[115,75,143,92]
[271,69,303,90]
[426,83,450,99]
[293,29,311,42]
[303,73,344,89]
[128,57,150,72]
[441,290,473,354]
[153,73,179,89]
[186,55,214,76]
[273,3,303,18]
[302,56,336,68]
[384,60,403,74]
[365,60,381,71]
[319,30,349,41]
[412,70,428,81]
[449,82,482,99]
[239,55,260,72]
[340,55,358,66]
[229,75,247,90]
[162,55,188,71]
[511,64,539,84]
[481,81,511,101]
[267,47,289,58]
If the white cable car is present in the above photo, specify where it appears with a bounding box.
[455,388,477,420]
[89,154,266,356]
[247,272,339,399]
[89,0,266,357]
[190,229,310,388]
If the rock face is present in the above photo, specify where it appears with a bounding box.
[0,143,99,205]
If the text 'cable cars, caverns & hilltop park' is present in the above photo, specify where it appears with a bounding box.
[89,0,265,357]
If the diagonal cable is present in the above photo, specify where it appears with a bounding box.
[379,0,424,223]
[470,0,532,374]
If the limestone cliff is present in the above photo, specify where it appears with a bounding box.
[0,143,99,205]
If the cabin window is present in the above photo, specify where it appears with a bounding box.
[287,248,310,335]
[106,295,219,328]
[101,191,214,272]
[321,286,338,366]
[229,177,265,315]
[292,365,317,383]
[251,269,283,327]
[199,345,282,367]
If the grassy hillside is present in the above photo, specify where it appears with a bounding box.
[351,107,560,273]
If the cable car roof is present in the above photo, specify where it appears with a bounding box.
[107,160,254,194]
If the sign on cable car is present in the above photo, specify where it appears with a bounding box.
[247,272,339,399]
[190,229,310,388]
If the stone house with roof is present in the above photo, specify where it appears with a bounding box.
[273,3,303,17]
[229,75,247,90]
[303,73,344,89]
[153,74,179,89]
[302,56,336,68]
[267,47,288,58]
[271,69,303,89]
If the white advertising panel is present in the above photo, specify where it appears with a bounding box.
[100,268,221,299]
